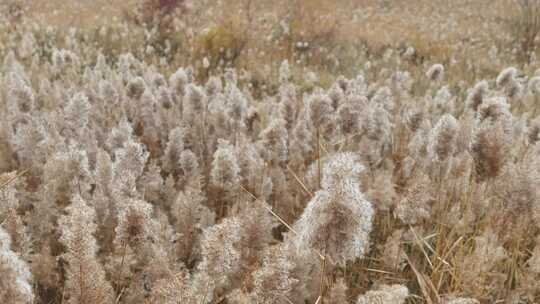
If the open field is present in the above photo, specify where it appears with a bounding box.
[1,1,540,304]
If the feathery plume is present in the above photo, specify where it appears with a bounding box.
[466,80,489,111]
[206,76,222,96]
[294,153,373,265]
[427,114,458,162]
[471,121,511,181]
[63,92,92,137]
[529,116,540,144]
[210,139,241,190]
[279,60,291,84]
[0,172,31,256]
[476,96,513,132]
[259,118,288,164]
[171,189,215,262]
[496,67,517,88]
[325,278,348,304]
[126,76,146,99]
[112,138,149,197]
[528,76,540,95]
[356,284,409,304]
[442,297,480,304]
[0,227,34,304]
[162,126,187,175]
[426,63,444,82]
[305,92,333,127]
[105,116,134,152]
[394,174,434,224]
[184,84,207,117]
[169,68,189,97]
[150,269,210,304]
[248,244,300,304]
[198,217,242,289]
[59,195,114,304]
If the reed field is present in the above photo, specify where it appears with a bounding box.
[1,1,540,303]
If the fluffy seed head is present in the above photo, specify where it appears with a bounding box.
[496,67,517,88]
[210,139,241,190]
[428,114,459,162]
[528,76,540,95]
[305,92,333,127]
[169,68,189,96]
[466,80,489,111]
[0,227,34,304]
[426,64,444,82]
[294,153,373,265]
[356,284,409,304]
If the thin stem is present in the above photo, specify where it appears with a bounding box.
[238,184,326,261]
[316,125,321,189]
[318,250,327,304]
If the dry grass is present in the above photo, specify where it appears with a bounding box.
[26,0,138,28]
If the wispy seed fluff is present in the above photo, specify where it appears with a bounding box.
[59,195,114,304]
[105,117,134,151]
[184,84,207,117]
[428,114,458,162]
[150,270,212,304]
[528,76,540,95]
[364,104,392,141]
[259,118,288,164]
[426,63,444,82]
[279,60,291,84]
[114,198,154,251]
[169,67,189,97]
[247,243,300,304]
[112,139,149,196]
[466,80,489,111]
[442,297,480,304]
[476,96,513,133]
[0,227,34,304]
[472,97,513,181]
[496,67,517,88]
[294,153,374,265]
[472,120,511,181]
[205,76,223,96]
[305,91,333,127]
[162,126,186,175]
[210,139,241,190]
[126,76,146,99]
[325,278,348,304]
[64,92,92,136]
[356,284,409,304]
[431,85,456,115]
[198,217,242,289]
[7,72,35,114]
[98,80,119,105]
[506,79,523,100]
[529,116,540,144]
